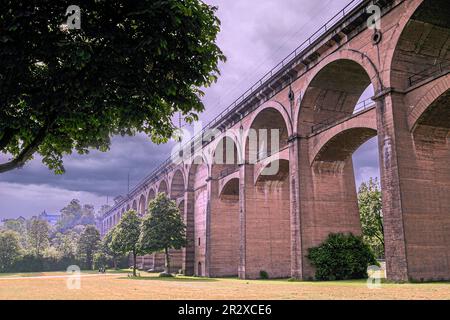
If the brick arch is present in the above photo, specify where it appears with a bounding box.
[157,179,168,195]
[170,168,186,199]
[311,128,377,172]
[244,100,293,137]
[309,108,378,165]
[138,194,146,216]
[388,0,450,89]
[209,132,243,166]
[218,174,239,198]
[254,152,290,185]
[147,188,156,202]
[296,51,381,136]
[186,153,209,190]
[408,75,450,131]
[243,101,291,162]
[211,135,241,182]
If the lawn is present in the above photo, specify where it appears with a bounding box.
[0,270,449,300]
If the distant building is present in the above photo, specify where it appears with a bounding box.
[1,216,26,224]
[1,216,26,229]
[37,211,60,226]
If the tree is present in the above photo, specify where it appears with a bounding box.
[3,218,28,249]
[358,178,384,258]
[52,231,79,259]
[140,193,186,275]
[28,219,50,256]
[57,199,83,232]
[100,227,122,269]
[77,225,100,269]
[0,1,225,174]
[56,199,96,232]
[0,230,22,272]
[111,210,142,276]
[79,204,96,226]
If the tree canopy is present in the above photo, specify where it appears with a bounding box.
[111,210,142,276]
[0,230,22,272]
[56,199,95,233]
[77,225,101,269]
[0,0,225,173]
[140,193,186,274]
[27,219,50,256]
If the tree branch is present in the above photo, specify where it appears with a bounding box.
[0,128,18,151]
[0,122,51,173]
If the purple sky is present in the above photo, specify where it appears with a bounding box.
[0,0,379,219]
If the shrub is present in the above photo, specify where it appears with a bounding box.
[9,254,81,273]
[93,252,112,270]
[259,270,269,279]
[307,233,378,281]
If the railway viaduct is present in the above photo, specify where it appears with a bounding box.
[101,0,450,281]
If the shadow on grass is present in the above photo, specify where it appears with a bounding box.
[119,274,218,282]
[0,272,47,278]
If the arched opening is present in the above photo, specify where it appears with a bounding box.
[209,137,240,276]
[299,59,374,135]
[197,262,202,277]
[126,204,130,211]
[132,200,137,211]
[147,189,156,206]
[158,180,168,195]
[390,0,450,89]
[138,194,146,216]
[242,107,291,279]
[413,89,450,131]
[187,156,208,276]
[309,128,379,263]
[220,178,239,198]
[245,108,289,163]
[170,169,185,200]
[297,58,379,278]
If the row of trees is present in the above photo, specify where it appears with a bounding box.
[0,199,114,272]
[0,193,186,276]
[105,193,186,276]
[0,220,103,272]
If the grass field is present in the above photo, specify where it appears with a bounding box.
[0,270,449,300]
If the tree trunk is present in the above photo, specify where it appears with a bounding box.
[87,254,92,270]
[133,251,137,277]
[164,247,170,274]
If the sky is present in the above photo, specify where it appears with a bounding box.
[0,0,380,219]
